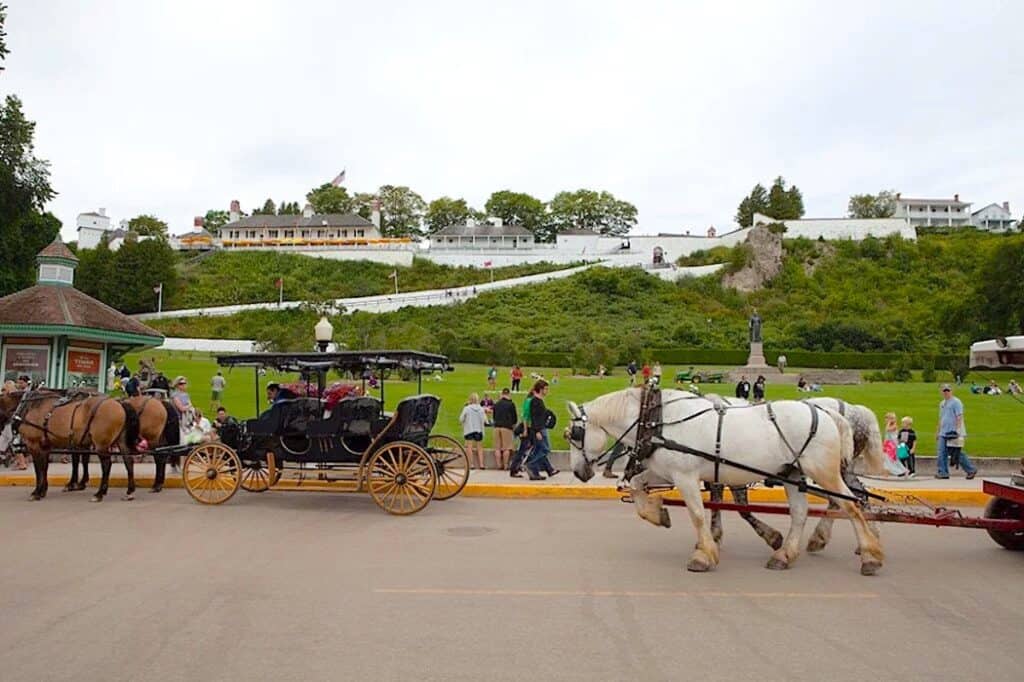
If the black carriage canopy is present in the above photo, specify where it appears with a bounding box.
[215,350,453,374]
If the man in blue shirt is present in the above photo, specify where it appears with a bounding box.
[935,384,977,480]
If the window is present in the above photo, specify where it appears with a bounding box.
[341,230,348,238]
[356,229,365,237]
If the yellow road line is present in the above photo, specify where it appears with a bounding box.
[373,588,879,599]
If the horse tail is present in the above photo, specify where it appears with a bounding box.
[120,401,140,452]
[161,400,180,446]
[860,411,887,476]
[820,406,854,469]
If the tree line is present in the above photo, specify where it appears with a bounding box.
[202,185,640,242]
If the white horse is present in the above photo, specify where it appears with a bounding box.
[566,388,886,575]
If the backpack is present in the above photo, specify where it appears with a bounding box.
[544,409,557,429]
[896,442,910,460]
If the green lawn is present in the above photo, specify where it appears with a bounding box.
[123,351,1024,457]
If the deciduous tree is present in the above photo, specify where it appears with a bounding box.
[425,196,479,233]
[484,190,549,240]
[548,189,637,236]
[377,185,426,237]
[204,209,230,232]
[306,183,354,214]
[127,214,168,238]
[848,190,897,219]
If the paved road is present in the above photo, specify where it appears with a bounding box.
[1,489,1021,681]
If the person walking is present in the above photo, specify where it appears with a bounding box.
[525,379,558,480]
[509,388,534,478]
[752,375,766,402]
[492,388,517,471]
[210,371,227,410]
[626,360,638,386]
[486,365,498,391]
[734,375,750,400]
[510,365,523,393]
[459,392,488,470]
[777,354,787,374]
[936,384,977,480]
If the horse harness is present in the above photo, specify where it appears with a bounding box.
[12,391,116,450]
[570,386,856,502]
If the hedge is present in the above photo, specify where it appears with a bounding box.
[454,347,965,370]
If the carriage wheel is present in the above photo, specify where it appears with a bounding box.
[240,457,283,492]
[426,434,470,501]
[984,497,1024,551]
[182,443,241,505]
[367,441,436,515]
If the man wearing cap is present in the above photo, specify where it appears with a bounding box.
[936,384,977,480]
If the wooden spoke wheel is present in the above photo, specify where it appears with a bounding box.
[367,441,436,515]
[984,496,1024,551]
[426,434,470,501]
[182,443,241,505]
[240,457,283,492]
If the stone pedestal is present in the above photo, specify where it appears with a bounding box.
[745,341,769,369]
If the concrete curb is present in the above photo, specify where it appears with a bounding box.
[0,473,989,506]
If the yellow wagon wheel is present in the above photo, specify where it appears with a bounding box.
[426,434,470,501]
[182,442,241,505]
[239,456,283,492]
[367,441,437,515]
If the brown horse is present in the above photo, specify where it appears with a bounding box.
[0,391,139,502]
[67,395,181,493]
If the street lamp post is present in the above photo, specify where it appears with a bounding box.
[314,316,334,353]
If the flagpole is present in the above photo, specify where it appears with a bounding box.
[279,280,283,307]
[157,283,163,315]
[394,271,399,296]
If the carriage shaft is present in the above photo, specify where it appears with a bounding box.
[636,497,1024,532]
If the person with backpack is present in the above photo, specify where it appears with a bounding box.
[509,388,535,478]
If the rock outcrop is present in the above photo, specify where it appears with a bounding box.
[721,225,783,293]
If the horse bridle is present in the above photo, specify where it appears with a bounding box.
[568,406,641,467]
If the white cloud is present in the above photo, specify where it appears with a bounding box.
[4,0,1022,239]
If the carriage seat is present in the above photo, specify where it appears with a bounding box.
[371,395,441,449]
[307,396,382,438]
[247,397,322,437]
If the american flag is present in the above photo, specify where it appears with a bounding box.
[331,170,346,187]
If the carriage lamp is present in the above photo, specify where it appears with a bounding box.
[315,316,334,352]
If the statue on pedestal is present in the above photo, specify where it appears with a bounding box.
[748,310,763,344]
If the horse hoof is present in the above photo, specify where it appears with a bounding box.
[121,493,134,501]
[63,485,75,492]
[149,486,162,493]
[659,508,672,528]
[807,536,827,553]
[75,484,87,491]
[90,495,103,503]
[766,557,790,570]
[686,557,711,572]
[860,560,882,576]
[29,494,41,502]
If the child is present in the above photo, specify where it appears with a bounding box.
[882,412,908,477]
[897,416,917,477]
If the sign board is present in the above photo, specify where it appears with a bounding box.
[67,348,103,390]
[2,345,50,385]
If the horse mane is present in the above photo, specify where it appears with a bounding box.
[584,387,700,425]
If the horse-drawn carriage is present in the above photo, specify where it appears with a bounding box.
[181,350,469,515]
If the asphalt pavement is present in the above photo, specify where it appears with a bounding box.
[1,488,1022,681]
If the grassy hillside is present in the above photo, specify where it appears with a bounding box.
[166,253,577,309]
[151,232,1022,359]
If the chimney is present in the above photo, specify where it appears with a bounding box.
[489,217,503,227]
[895,192,901,200]
[1003,201,1010,212]
[302,203,314,218]
[98,207,107,217]
[954,193,959,202]
[229,199,241,222]
[371,199,381,229]
[194,216,204,231]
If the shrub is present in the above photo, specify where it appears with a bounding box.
[921,357,936,383]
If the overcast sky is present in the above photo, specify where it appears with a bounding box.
[4,0,1023,240]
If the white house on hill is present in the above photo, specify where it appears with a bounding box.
[76,209,112,249]
[429,220,535,250]
[972,202,1017,231]
[894,193,972,228]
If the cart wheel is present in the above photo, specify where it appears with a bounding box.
[427,434,470,500]
[240,458,283,492]
[984,496,1024,551]
[367,441,436,515]
[182,443,241,505]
